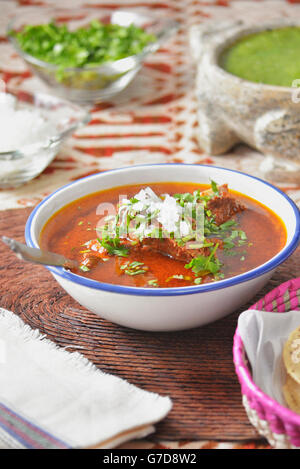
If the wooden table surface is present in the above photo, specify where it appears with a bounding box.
[0,206,299,445]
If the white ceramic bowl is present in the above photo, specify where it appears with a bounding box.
[25,164,300,331]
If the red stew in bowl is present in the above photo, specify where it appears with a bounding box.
[40,181,287,288]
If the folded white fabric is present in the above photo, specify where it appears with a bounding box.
[237,309,300,406]
[0,308,172,449]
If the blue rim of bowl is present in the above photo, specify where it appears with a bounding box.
[25,164,300,297]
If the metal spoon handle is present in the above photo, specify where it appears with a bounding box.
[2,236,77,269]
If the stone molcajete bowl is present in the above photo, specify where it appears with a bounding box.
[190,20,300,182]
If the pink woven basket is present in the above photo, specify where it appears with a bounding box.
[233,278,300,449]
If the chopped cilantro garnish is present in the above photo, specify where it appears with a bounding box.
[210,180,219,194]
[166,274,192,282]
[148,279,159,287]
[10,20,156,70]
[185,243,222,278]
[173,192,196,207]
[120,261,148,276]
[130,197,139,204]
[97,236,128,257]
[238,230,247,240]
[219,219,237,231]
[194,277,202,285]
[223,239,235,250]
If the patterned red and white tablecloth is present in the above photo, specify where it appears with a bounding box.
[1,0,300,211]
[0,0,300,450]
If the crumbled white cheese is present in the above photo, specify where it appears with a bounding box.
[0,92,56,153]
[134,187,161,205]
[157,194,182,234]
[119,187,188,237]
[179,220,190,237]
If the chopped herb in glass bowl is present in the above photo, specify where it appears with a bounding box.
[10,20,157,70]
[7,8,178,103]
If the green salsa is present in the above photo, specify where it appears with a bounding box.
[220,26,300,87]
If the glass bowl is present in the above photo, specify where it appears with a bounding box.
[7,8,179,104]
[0,90,90,188]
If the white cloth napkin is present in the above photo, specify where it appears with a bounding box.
[0,308,172,449]
[237,309,300,406]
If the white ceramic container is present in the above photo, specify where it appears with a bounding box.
[25,164,300,331]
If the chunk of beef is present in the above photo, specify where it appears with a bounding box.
[79,239,109,269]
[206,184,245,226]
[131,237,211,263]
